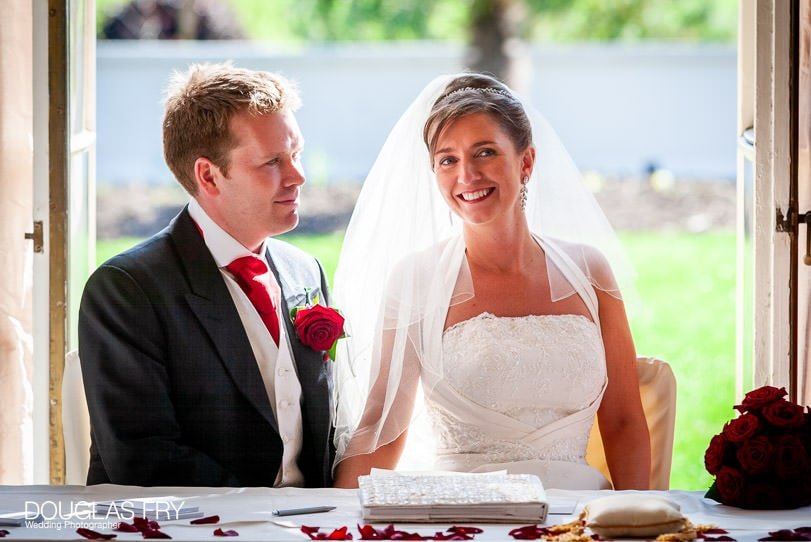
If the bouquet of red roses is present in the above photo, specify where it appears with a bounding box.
[704,385,811,509]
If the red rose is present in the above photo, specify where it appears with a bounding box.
[292,304,345,352]
[707,387,811,510]
[716,466,745,503]
[734,385,788,413]
[735,435,773,475]
[722,413,760,443]
[704,433,728,475]
[775,433,808,479]
[762,399,806,429]
[743,483,784,510]
[783,478,811,509]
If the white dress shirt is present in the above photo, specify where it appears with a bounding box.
[188,199,305,487]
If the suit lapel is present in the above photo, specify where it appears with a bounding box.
[265,252,297,357]
[266,241,333,486]
[265,246,310,371]
[170,208,278,432]
[265,245,327,416]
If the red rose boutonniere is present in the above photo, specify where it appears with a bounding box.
[290,288,346,362]
[704,385,811,510]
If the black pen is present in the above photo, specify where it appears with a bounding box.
[272,506,336,517]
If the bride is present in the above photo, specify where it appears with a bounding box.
[331,73,651,490]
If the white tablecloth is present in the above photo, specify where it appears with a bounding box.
[0,484,809,541]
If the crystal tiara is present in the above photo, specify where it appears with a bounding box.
[442,86,514,100]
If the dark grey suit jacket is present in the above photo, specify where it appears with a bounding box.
[78,207,334,487]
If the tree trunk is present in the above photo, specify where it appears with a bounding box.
[177,0,198,39]
[466,0,531,92]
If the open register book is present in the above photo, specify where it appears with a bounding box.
[358,470,548,523]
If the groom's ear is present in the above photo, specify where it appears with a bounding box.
[194,157,222,197]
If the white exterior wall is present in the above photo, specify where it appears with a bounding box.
[97,41,736,185]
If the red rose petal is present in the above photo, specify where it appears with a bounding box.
[431,533,472,541]
[394,532,427,540]
[760,530,809,541]
[76,528,117,540]
[430,527,479,541]
[508,525,551,540]
[191,515,220,525]
[396,531,429,540]
[142,529,172,539]
[358,524,385,540]
[447,527,483,535]
[302,526,353,540]
[328,526,353,540]
[213,528,239,537]
[380,523,431,540]
[114,521,139,533]
[132,517,162,532]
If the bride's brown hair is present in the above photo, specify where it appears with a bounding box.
[422,73,532,168]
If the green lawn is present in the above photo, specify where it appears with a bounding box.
[621,231,735,491]
[96,230,735,490]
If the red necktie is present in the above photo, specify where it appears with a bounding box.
[227,256,280,346]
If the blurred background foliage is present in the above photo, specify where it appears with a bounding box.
[96,0,737,44]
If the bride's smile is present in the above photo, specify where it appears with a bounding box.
[458,187,495,202]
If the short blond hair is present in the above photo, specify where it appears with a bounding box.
[162,62,301,195]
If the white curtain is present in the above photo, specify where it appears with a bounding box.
[0,0,34,484]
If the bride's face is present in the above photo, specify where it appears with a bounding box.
[432,112,533,226]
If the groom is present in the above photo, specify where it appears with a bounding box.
[79,63,334,487]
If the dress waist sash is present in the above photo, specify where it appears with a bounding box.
[426,375,606,454]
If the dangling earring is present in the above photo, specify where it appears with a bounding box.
[520,176,529,211]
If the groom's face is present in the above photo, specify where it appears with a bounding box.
[213,110,306,247]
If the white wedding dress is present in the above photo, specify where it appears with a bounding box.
[336,234,613,490]
[419,237,612,490]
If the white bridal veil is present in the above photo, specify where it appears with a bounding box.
[331,73,634,466]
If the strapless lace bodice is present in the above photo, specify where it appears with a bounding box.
[423,312,606,468]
